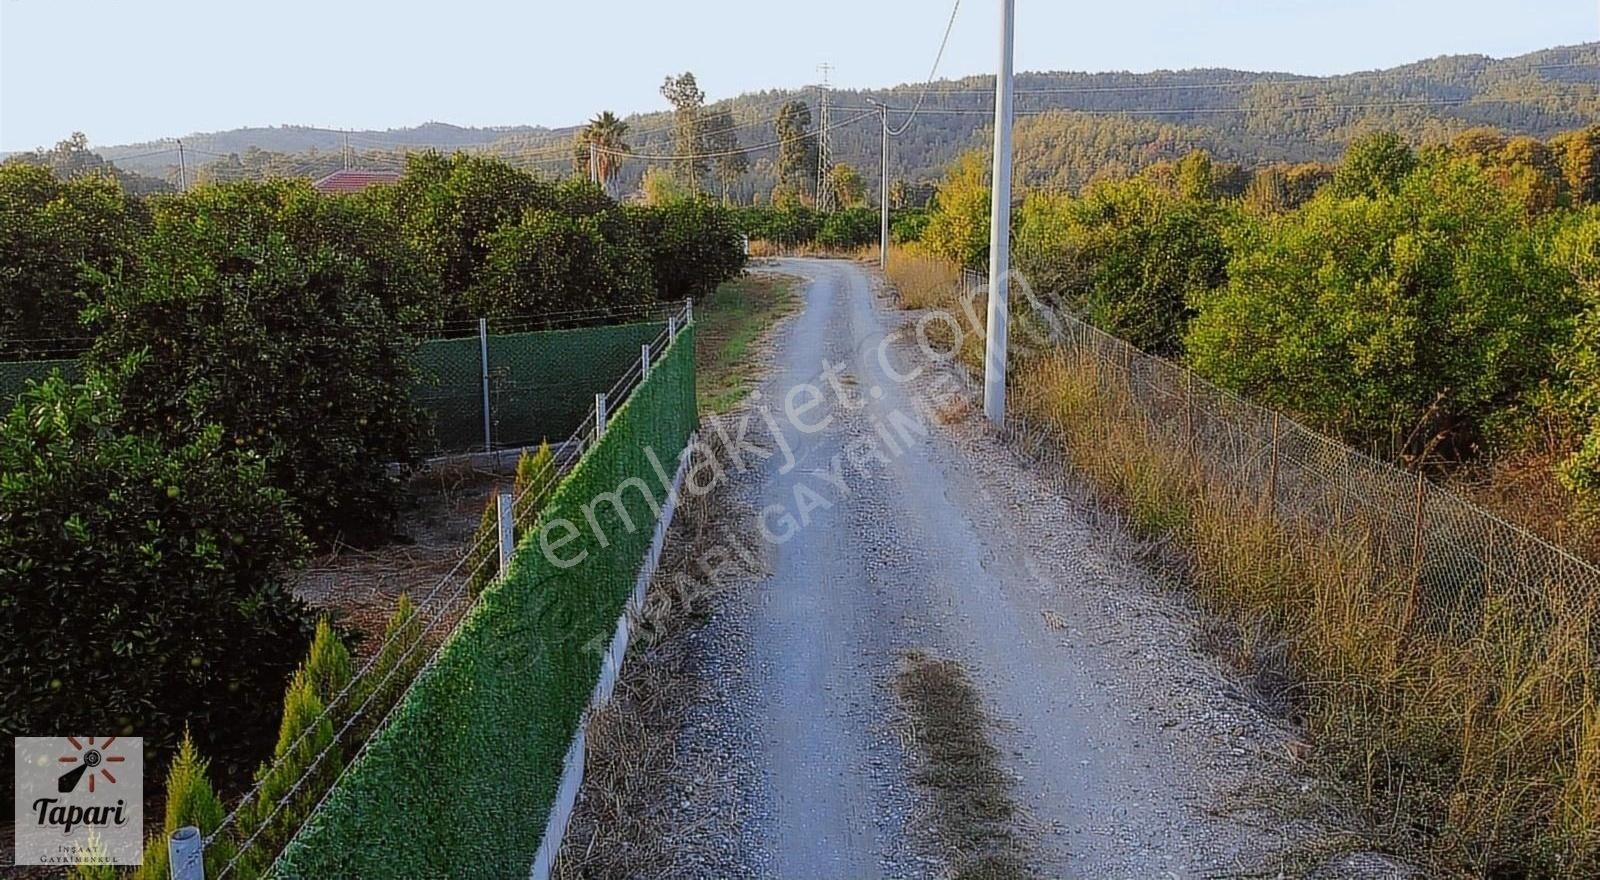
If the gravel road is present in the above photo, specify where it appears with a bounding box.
[605,257,1373,879]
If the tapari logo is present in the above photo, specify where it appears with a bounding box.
[13,737,144,866]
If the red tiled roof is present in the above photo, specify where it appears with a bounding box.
[312,169,402,194]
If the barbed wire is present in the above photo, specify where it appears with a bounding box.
[204,301,692,874]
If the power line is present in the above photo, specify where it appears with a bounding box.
[834,93,1599,118]
[601,110,876,162]
[886,0,963,136]
[900,60,1600,97]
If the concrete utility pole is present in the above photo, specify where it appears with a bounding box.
[176,139,188,193]
[588,142,600,188]
[983,0,1016,425]
[868,100,890,269]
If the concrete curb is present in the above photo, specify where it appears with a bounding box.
[527,431,698,880]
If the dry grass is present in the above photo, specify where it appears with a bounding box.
[885,244,964,311]
[551,436,767,879]
[893,651,1036,880]
[694,273,802,414]
[748,240,877,260]
[1013,348,1600,878]
[1456,452,1600,565]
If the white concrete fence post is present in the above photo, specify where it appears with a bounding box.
[478,317,493,453]
[595,392,608,436]
[168,826,204,880]
[496,493,514,574]
[641,343,652,379]
[684,297,693,326]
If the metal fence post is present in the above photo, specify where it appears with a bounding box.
[478,318,493,453]
[168,826,204,880]
[497,493,514,574]
[595,392,608,436]
[641,343,652,379]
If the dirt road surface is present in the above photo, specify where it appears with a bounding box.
[590,257,1354,879]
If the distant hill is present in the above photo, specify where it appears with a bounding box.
[71,42,1600,198]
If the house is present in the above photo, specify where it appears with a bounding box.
[312,169,402,194]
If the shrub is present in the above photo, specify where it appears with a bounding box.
[1186,156,1571,456]
[0,371,314,774]
[921,150,991,270]
[890,207,931,244]
[303,618,354,711]
[466,491,503,597]
[472,205,653,316]
[87,179,427,544]
[1554,208,1600,512]
[1014,178,1237,356]
[385,152,556,322]
[513,441,557,535]
[238,669,340,864]
[817,206,879,250]
[353,594,425,741]
[0,162,144,358]
[629,199,747,301]
[132,733,235,880]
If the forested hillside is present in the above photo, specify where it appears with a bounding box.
[26,42,1600,201]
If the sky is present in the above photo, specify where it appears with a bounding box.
[0,0,1595,151]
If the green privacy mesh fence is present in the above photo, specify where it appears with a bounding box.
[272,324,696,879]
[0,359,82,407]
[0,323,663,457]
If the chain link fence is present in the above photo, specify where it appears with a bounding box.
[0,317,670,458]
[1016,307,1600,633]
[0,357,82,404]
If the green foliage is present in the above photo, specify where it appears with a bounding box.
[240,669,340,864]
[67,855,116,880]
[890,207,932,243]
[514,441,558,535]
[472,199,653,316]
[0,371,314,773]
[1330,131,1417,199]
[133,732,236,880]
[1015,177,1237,356]
[825,162,868,207]
[275,326,698,879]
[88,178,426,544]
[629,199,747,300]
[921,150,991,270]
[737,203,822,246]
[1186,155,1572,454]
[1553,208,1600,510]
[386,152,555,322]
[0,162,144,358]
[571,111,631,187]
[7,132,174,195]
[774,100,818,197]
[465,492,502,598]
[817,206,880,250]
[640,166,690,207]
[660,72,709,191]
[1243,162,1334,214]
[352,594,424,741]
[303,618,354,712]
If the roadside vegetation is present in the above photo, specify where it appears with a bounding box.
[0,151,745,836]
[899,125,1600,561]
[893,651,1034,880]
[694,273,802,412]
[887,123,1600,877]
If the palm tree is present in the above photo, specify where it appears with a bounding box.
[573,111,631,193]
